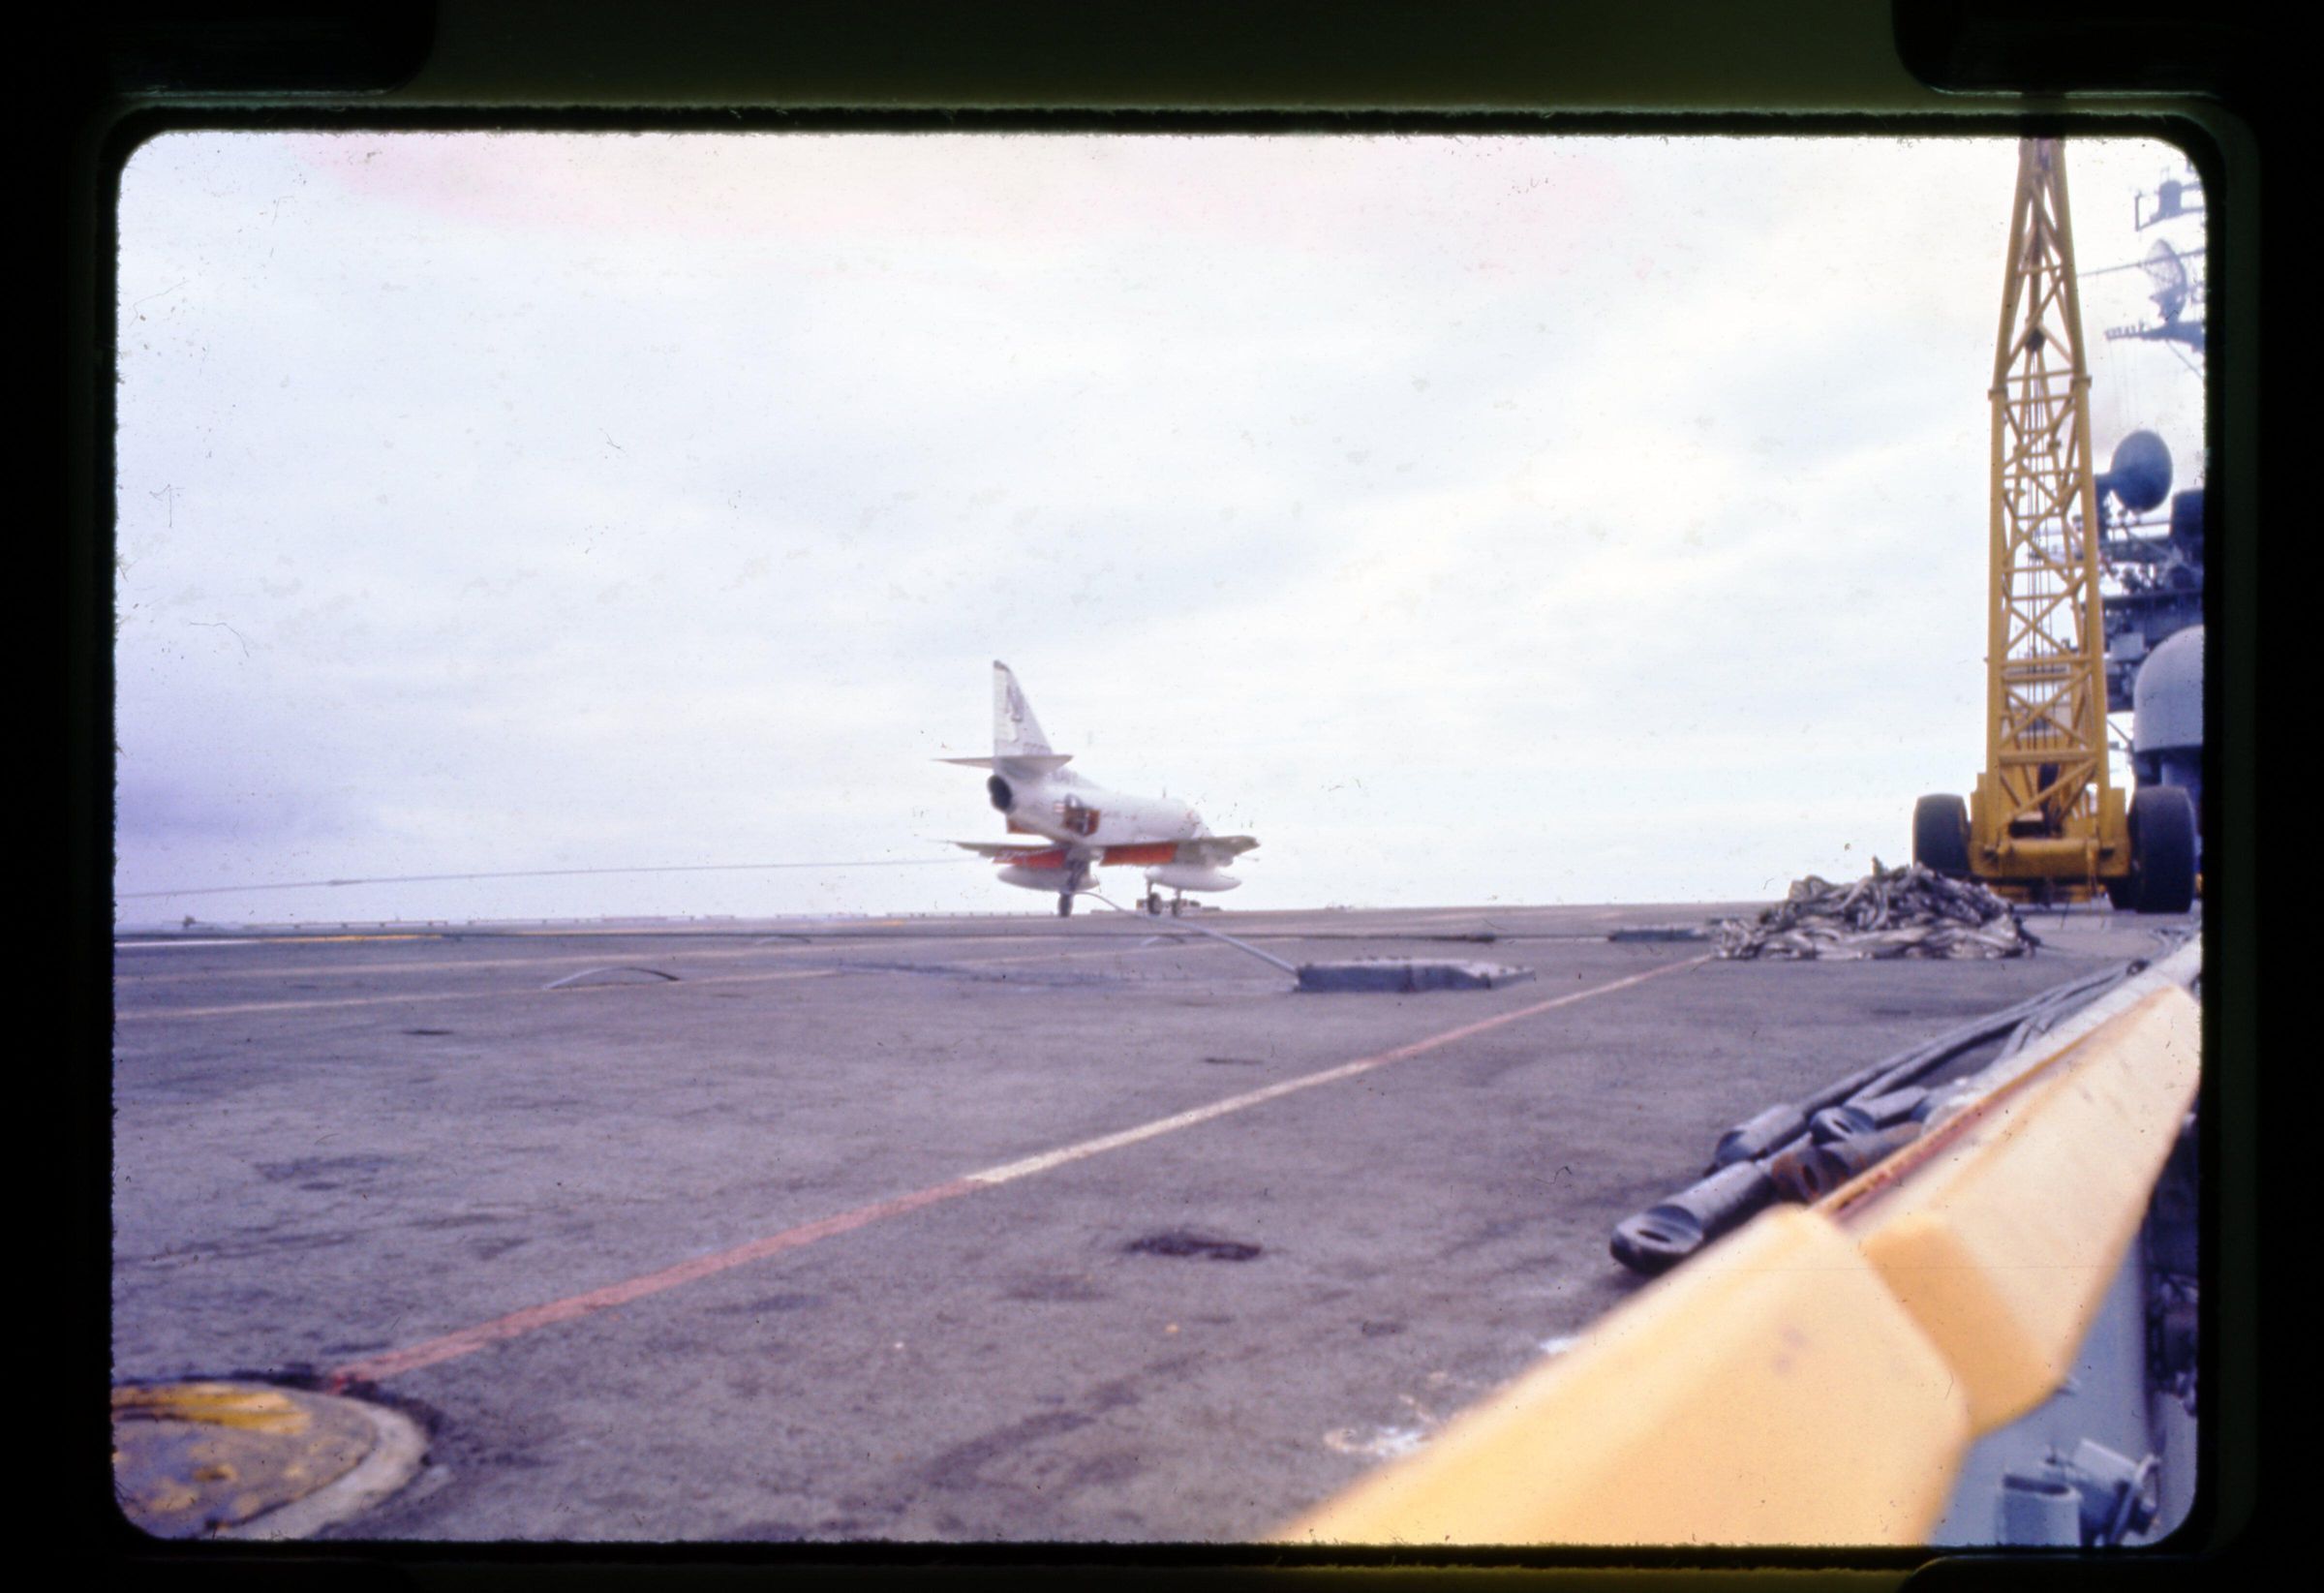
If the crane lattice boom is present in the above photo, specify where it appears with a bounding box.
[1984,138,2114,850]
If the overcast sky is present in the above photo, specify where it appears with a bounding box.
[111,131,2204,926]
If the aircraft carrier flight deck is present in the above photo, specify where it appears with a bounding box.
[109,901,2194,1543]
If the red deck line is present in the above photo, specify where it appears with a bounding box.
[328,1179,979,1389]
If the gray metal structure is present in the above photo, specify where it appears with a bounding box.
[2099,459,2205,719]
[1929,1110,2199,1547]
[2132,625,2206,866]
[2092,167,2207,887]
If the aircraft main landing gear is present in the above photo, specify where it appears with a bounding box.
[1058,860,1092,918]
[1144,889,1164,916]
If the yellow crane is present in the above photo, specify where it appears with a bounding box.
[1914,138,2195,912]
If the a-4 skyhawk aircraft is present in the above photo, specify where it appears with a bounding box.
[943,661,1259,917]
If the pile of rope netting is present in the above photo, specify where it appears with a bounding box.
[1714,860,2040,960]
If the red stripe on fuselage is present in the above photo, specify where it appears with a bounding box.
[994,842,1179,871]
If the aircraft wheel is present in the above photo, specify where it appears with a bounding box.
[1912,793,1971,877]
[1056,894,1074,918]
[2126,784,2197,914]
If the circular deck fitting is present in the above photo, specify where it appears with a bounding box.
[110,1380,425,1540]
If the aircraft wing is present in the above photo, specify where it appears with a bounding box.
[952,835,1256,864]
[1177,835,1260,865]
[949,838,1067,858]
[935,753,1075,775]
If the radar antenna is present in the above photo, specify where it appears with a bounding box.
[2096,171,2206,355]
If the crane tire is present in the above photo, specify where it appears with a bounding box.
[2126,785,2198,914]
[1913,793,1972,878]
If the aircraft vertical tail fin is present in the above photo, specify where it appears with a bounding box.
[994,660,1055,758]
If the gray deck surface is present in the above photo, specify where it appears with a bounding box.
[110,901,2190,1543]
